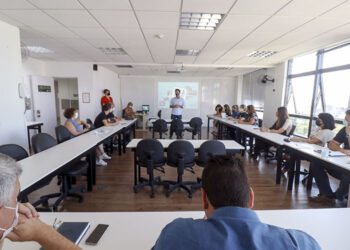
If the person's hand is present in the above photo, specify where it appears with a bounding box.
[83,128,88,133]
[86,124,91,129]
[344,150,350,156]
[290,137,298,142]
[6,217,49,242]
[260,127,268,132]
[18,203,39,222]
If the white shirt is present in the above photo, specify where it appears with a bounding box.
[170,97,185,115]
[281,119,293,136]
[311,128,335,145]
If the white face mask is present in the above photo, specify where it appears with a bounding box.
[111,108,115,112]
[0,203,18,240]
[344,119,349,127]
[74,113,79,119]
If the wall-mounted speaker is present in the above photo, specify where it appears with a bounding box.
[93,64,98,71]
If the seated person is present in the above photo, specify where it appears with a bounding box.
[230,105,258,126]
[212,105,223,137]
[238,104,248,119]
[291,113,335,145]
[0,154,80,250]
[152,156,320,250]
[64,108,89,138]
[310,110,350,203]
[94,103,120,166]
[224,104,231,117]
[124,102,136,120]
[231,105,240,118]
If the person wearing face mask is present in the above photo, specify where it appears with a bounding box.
[170,89,185,120]
[152,155,320,250]
[101,89,115,110]
[0,154,80,250]
[238,104,248,119]
[125,102,136,120]
[64,108,90,138]
[231,105,240,119]
[309,110,350,203]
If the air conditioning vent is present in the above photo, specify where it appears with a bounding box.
[167,70,181,74]
[115,65,133,68]
[99,47,127,55]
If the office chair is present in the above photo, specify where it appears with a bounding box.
[258,119,263,128]
[86,118,95,130]
[0,144,28,161]
[32,133,87,211]
[133,139,166,198]
[191,141,226,191]
[185,117,203,139]
[169,119,184,139]
[157,110,162,119]
[164,141,197,198]
[122,109,126,118]
[152,119,168,139]
[55,125,72,143]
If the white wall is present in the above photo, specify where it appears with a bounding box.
[120,75,238,125]
[0,20,28,150]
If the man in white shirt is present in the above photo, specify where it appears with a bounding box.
[169,89,185,120]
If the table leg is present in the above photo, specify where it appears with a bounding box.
[134,150,137,186]
[87,151,94,192]
[276,146,283,184]
[306,162,313,190]
[295,158,301,185]
[38,125,42,133]
[207,117,210,139]
[288,151,296,190]
[27,127,31,150]
[91,149,96,185]
[123,129,126,154]
[348,185,350,208]
[118,133,122,156]
[133,123,136,138]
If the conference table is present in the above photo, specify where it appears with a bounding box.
[18,119,137,200]
[4,208,349,250]
[127,139,244,186]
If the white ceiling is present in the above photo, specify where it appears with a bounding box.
[1,0,350,76]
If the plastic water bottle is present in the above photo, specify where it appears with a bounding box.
[321,143,329,158]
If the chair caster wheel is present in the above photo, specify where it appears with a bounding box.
[188,194,192,199]
[133,187,138,193]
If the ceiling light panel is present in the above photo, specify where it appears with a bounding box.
[180,12,224,30]
[176,49,201,56]
[26,46,54,54]
[247,50,277,58]
[99,47,127,55]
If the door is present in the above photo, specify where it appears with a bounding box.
[31,75,57,137]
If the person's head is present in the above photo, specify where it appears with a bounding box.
[103,103,112,113]
[247,105,256,115]
[175,89,180,97]
[127,102,133,108]
[224,104,231,114]
[344,110,350,127]
[232,105,239,112]
[63,108,78,120]
[201,155,253,218]
[215,104,222,113]
[0,154,22,240]
[217,106,223,114]
[103,89,110,96]
[317,113,335,130]
[276,107,289,128]
[240,104,246,112]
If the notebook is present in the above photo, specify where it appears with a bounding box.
[40,222,90,250]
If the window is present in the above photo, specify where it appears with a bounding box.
[285,43,350,138]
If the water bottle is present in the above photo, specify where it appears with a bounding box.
[321,143,329,158]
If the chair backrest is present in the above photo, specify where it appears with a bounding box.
[258,119,263,128]
[197,141,226,166]
[170,118,184,130]
[189,117,203,129]
[289,125,296,137]
[157,110,162,119]
[32,133,57,154]
[122,109,126,118]
[167,140,195,166]
[153,119,168,133]
[86,118,95,130]
[55,125,72,144]
[136,139,164,165]
[0,144,28,161]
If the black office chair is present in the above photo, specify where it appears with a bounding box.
[191,141,226,191]
[133,139,166,198]
[152,119,168,139]
[169,119,184,139]
[32,133,87,211]
[258,119,263,128]
[0,144,28,161]
[86,118,95,130]
[157,110,162,119]
[164,141,197,198]
[55,125,72,143]
[122,109,126,118]
[185,117,203,139]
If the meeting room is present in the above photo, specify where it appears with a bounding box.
[1,0,350,249]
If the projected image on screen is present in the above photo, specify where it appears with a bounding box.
[158,82,198,109]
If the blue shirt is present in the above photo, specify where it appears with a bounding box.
[152,207,320,250]
[232,111,240,118]
[65,119,83,138]
[170,97,185,115]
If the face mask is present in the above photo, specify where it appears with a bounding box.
[316,119,321,127]
[130,105,133,108]
[74,113,79,119]
[0,203,18,240]
[106,92,110,96]
[344,120,349,127]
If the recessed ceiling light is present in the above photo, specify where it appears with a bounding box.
[99,47,127,55]
[26,46,54,54]
[176,49,200,56]
[247,50,277,58]
[180,12,224,31]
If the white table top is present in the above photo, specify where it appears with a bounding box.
[4,208,349,250]
[127,139,244,150]
[26,121,43,127]
[18,119,137,192]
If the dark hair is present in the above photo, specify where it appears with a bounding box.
[202,155,250,209]
[247,105,256,114]
[63,108,76,119]
[103,103,112,111]
[215,104,222,112]
[103,89,110,94]
[217,106,223,113]
[232,105,239,110]
[346,110,350,115]
[276,107,289,129]
[175,88,180,93]
[318,113,335,130]
[224,104,231,116]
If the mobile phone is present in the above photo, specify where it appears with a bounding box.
[85,224,109,245]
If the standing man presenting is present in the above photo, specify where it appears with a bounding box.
[170,88,185,120]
